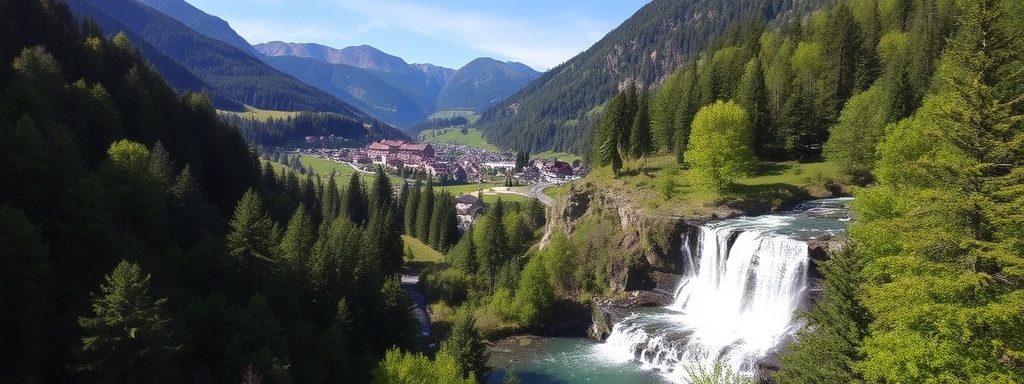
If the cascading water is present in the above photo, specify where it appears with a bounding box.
[601,198,852,382]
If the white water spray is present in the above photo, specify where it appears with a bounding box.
[603,218,811,382]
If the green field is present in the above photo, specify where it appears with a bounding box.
[418,128,500,152]
[428,110,480,124]
[402,235,444,263]
[221,105,300,120]
[532,151,582,164]
[583,154,844,217]
[270,154,406,185]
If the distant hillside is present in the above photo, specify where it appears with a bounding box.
[476,0,826,154]
[436,58,540,111]
[134,0,260,56]
[259,55,429,127]
[66,0,375,118]
[254,41,539,128]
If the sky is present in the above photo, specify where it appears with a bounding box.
[186,0,651,71]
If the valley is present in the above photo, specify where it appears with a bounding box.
[3,0,1023,383]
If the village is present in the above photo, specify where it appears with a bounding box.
[299,138,589,185]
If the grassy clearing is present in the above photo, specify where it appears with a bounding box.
[583,154,844,218]
[532,151,582,164]
[480,192,530,205]
[419,128,500,151]
[270,154,406,186]
[437,182,504,195]
[221,105,300,120]
[428,110,480,124]
[402,235,444,263]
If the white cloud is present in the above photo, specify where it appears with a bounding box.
[329,0,611,70]
[224,18,350,44]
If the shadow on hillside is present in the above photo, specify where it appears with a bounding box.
[754,162,793,176]
[718,182,813,214]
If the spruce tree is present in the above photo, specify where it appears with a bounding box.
[226,189,281,296]
[478,199,507,294]
[439,311,490,383]
[345,172,368,226]
[78,260,177,383]
[404,177,421,237]
[322,171,340,221]
[280,203,315,284]
[415,178,434,243]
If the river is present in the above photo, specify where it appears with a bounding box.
[486,198,853,383]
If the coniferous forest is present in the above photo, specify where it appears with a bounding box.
[0,1,476,383]
[3,0,1024,383]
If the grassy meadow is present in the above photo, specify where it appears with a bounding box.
[418,128,500,152]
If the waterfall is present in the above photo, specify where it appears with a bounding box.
[602,220,810,381]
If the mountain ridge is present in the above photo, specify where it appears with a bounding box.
[475,0,824,154]
[255,41,540,128]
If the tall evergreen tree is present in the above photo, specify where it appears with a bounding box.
[322,171,340,221]
[478,199,508,294]
[404,177,421,237]
[0,206,55,384]
[78,260,177,383]
[345,172,369,226]
[226,189,281,296]
[629,90,653,169]
[439,311,491,383]
[280,203,315,286]
[415,178,435,243]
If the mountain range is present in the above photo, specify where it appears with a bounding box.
[69,0,540,130]
[255,42,541,128]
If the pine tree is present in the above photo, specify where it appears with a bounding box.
[404,177,421,237]
[280,203,315,284]
[322,171,340,221]
[629,90,653,170]
[478,199,508,294]
[439,311,490,383]
[344,172,368,226]
[226,189,281,296]
[78,260,177,383]
[775,247,869,383]
[0,206,55,383]
[415,178,435,243]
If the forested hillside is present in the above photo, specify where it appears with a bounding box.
[0,1,478,382]
[582,0,1023,381]
[64,0,376,118]
[134,0,262,56]
[476,0,827,154]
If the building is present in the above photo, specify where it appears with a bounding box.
[367,140,435,165]
[455,194,485,217]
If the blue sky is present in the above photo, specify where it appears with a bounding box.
[187,0,650,71]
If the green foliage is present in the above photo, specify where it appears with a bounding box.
[514,253,557,326]
[776,247,870,383]
[0,206,54,383]
[823,84,891,182]
[227,189,282,296]
[684,101,756,192]
[439,311,491,383]
[78,261,177,383]
[226,294,291,384]
[846,1,1024,382]
[371,348,475,384]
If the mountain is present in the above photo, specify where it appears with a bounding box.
[65,0,375,119]
[133,0,260,56]
[436,58,541,111]
[258,55,430,127]
[475,0,824,154]
[254,41,540,128]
